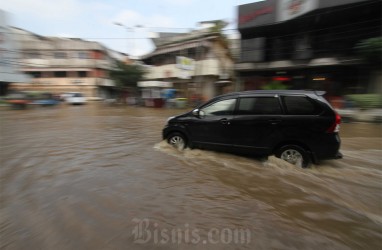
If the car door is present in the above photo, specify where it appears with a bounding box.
[230,95,283,155]
[279,95,322,146]
[188,98,237,149]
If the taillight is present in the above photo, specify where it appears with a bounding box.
[327,112,341,133]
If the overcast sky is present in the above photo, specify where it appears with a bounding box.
[1,0,257,57]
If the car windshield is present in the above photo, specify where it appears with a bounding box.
[73,93,83,97]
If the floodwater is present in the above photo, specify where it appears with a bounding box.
[0,103,381,250]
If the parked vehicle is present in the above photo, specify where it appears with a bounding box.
[5,92,31,109]
[65,92,87,105]
[163,90,342,168]
[31,92,60,106]
[60,92,75,101]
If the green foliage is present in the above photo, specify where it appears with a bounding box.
[109,61,146,89]
[355,37,382,65]
[208,20,228,34]
[207,20,230,49]
[345,94,382,109]
[262,81,288,90]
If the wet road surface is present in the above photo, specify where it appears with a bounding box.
[0,103,381,249]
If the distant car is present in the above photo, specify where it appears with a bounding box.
[66,92,86,105]
[32,92,60,106]
[5,92,31,109]
[60,92,76,101]
[163,90,342,168]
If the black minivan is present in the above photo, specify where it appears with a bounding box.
[163,90,342,168]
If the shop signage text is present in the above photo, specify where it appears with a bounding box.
[239,6,274,25]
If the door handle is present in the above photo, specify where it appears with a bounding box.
[220,118,230,125]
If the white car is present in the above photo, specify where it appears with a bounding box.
[66,92,87,105]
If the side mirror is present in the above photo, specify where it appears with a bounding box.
[192,109,205,118]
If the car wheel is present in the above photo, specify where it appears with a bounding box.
[275,145,311,168]
[167,132,187,150]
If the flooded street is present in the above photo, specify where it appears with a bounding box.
[1,103,381,249]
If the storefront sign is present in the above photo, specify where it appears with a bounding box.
[137,81,173,88]
[239,6,274,25]
[238,0,277,29]
[277,0,318,22]
[176,56,195,71]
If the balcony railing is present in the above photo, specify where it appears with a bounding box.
[21,59,112,69]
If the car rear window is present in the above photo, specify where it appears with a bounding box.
[237,97,282,115]
[282,96,322,115]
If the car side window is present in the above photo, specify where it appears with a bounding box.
[283,96,321,115]
[237,97,282,115]
[201,99,236,116]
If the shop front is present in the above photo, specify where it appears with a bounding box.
[238,63,363,108]
[138,81,173,108]
[236,0,381,104]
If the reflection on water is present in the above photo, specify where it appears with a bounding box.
[1,103,381,249]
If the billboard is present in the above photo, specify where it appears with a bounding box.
[238,0,371,29]
[277,0,318,22]
[176,56,195,71]
[238,0,277,29]
[318,0,369,9]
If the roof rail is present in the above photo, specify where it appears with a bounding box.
[314,91,326,96]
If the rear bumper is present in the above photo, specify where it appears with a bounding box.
[309,133,341,163]
[310,150,343,164]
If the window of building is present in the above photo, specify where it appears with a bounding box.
[54,52,67,59]
[54,71,67,78]
[25,51,41,59]
[201,99,237,116]
[282,96,322,115]
[237,97,282,115]
[28,71,42,78]
[78,71,87,77]
[78,52,89,59]
[240,37,266,62]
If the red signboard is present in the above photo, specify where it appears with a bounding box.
[239,6,274,25]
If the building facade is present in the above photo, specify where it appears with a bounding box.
[141,27,235,101]
[0,10,31,96]
[236,0,381,104]
[9,27,126,99]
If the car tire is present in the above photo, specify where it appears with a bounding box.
[167,132,187,150]
[275,145,311,168]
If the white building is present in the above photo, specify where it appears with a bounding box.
[140,26,235,101]
[0,10,31,95]
[8,27,128,99]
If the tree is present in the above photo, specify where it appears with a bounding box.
[207,20,229,48]
[262,81,288,90]
[355,37,382,67]
[109,60,146,92]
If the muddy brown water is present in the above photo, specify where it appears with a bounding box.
[1,103,381,249]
